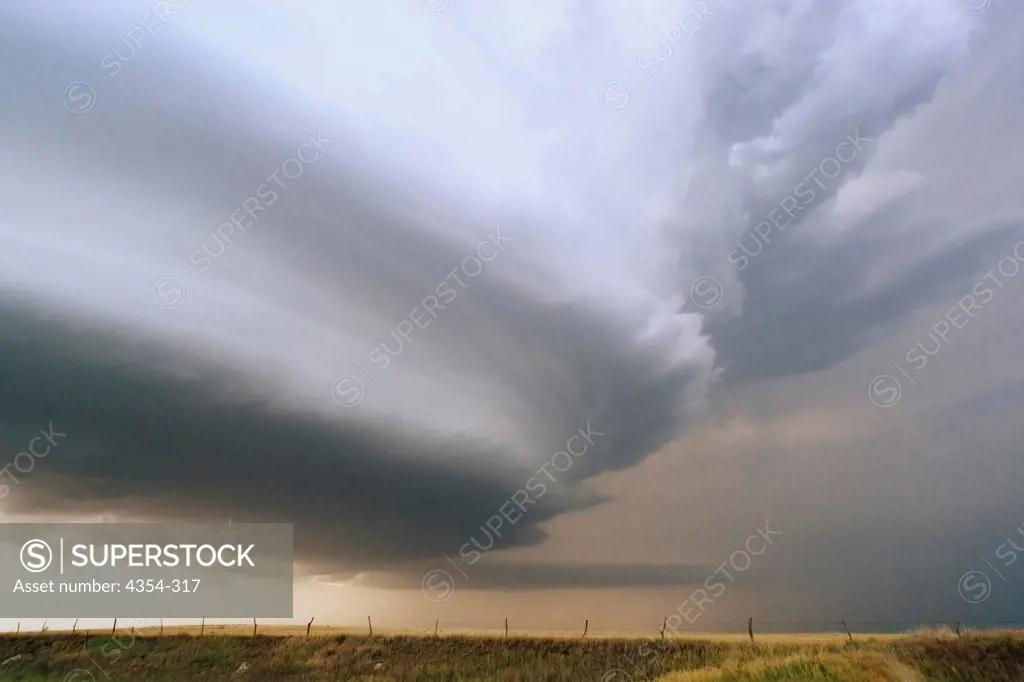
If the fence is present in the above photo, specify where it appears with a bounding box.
[6,617,1023,639]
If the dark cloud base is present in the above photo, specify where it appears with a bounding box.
[0,298,570,569]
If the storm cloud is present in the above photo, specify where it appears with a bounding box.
[2,0,1022,617]
[0,0,716,580]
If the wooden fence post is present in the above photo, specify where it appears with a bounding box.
[112,618,117,635]
[200,617,205,636]
[581,619,588,639]
[956,622,961,638]
[72,618,78,634]
[368,616,373,637]
[252,618,257,637]
[841,620,852,642]
[160,618,164,636]
[505,617,509,638]
[748,617,754,642]
[307,617,314,638]
[660,617,667,639]
[41,622,47,634]
[434,618,439,637]
[15,623,19,634]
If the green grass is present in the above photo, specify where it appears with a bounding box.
[656,650,915,681]
[0,630,1022,680]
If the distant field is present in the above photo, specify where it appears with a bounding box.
[1,628,1022,680]
[2,623,910,643]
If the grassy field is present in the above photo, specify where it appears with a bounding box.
[1,628,1022,680]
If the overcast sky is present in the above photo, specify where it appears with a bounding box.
[2,0,1023,634]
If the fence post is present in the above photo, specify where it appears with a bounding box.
[748,617,754,642]
[41,622,47,634]
[307,617,314,638]
[582,619,589,639]
[434,618,439,637]
[660,617,667,639]
[112,618,117,635]
[505,617,508,638]
[15,622,19,634]
[841,620,852,642]
[72,619,78,634]
[368,616,373,637]
[200,617,205,636]
[160,618,164,636]
[252,618,257,637]
[956,622,961,638]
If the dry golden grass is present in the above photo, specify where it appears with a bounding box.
[1,628,1022,680]
[656,650,922,681]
